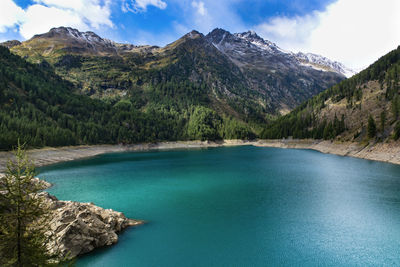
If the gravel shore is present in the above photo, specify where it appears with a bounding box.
[255,139,400,165]
[1,139,399,173]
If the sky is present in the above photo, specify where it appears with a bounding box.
[0,0,399,70]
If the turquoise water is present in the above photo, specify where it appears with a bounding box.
[38,146,400,266]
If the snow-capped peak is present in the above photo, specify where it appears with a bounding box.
[34,27,115,48]
[206,28,355,78]
[295,52,356,78]
[235,31,282,53]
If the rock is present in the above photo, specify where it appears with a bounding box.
[1,175,143,260]
[32,177,52,189]
[38,192,144,259]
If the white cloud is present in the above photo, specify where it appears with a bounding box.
[33,0,85,10]
[255,0,400,70]
[192,1,207,16]
[122,0,167,13]
[20,5,88,39]
[0,0,25,33]
[255,13,319,52]
[0,0,113,40]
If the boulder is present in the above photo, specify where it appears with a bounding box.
[38,192,144,259]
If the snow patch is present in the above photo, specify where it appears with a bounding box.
[300,62,329,72]
[295,52,356,77]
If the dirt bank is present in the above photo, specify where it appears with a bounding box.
[0,139,399,173]
[0,140,253,172]
[255,139,400,165]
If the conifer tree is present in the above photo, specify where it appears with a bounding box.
[367,115,377,138]
[380,111,386,132]
[0,142,58,266]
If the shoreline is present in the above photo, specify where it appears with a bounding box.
[0,140,252,173]
[1,139,400,173]
[255,139,400,165]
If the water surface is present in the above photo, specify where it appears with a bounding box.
[38,146,400,266]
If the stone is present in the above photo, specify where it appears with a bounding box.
[38,191,144,259]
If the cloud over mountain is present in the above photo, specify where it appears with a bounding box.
[255,0,400,69]
[0,0,113,39]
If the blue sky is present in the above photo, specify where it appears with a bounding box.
[0,0,335,41]
[0,0,399,69]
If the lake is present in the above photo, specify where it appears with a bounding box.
[38,146,400,266]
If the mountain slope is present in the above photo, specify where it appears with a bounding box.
[6,27,348,120]
[206,29,348,114]
[0,45,255,150]
[261,45,400,141]
[294,52,356,78]
[225,30,354,77]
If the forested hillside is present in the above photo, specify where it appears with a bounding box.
[8,27,345,121]
[0,46,254,150]
[261,46,400,141]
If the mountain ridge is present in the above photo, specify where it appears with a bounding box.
[208,28,354,78]
[205,28,347,114]
[3,26,354,77]
[3,26,347,122]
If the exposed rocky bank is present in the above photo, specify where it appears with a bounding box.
[1,140,399,172]
[0,176,144,260]
[255,139,400,165]
[40,191,143,259]
[0,141,251,173]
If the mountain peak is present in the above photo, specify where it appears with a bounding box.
[0,40,21,49]
[25,26,117,55]
[238,30,260,39]
[235,30,280,52]
[184,30,203,39]
[32,27,106,44]
[206,28,285,55]
[205,28,235,46]
[209,28,230,35]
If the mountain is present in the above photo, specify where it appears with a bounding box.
[206,28,350,113]
[0,45,255,150]
[8,27,159,57]
[0,40,21,49]
[5,27,348,119]
[294,52,356,78]
[216,30,355,77]
[261,45,400,142]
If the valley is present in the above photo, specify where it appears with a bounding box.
[0,27,353,150]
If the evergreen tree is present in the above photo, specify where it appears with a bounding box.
[367,115,377,138]
[394,122,400,140]
[0,143,59,266]
[392,95,400,119]
[380,111,386,132]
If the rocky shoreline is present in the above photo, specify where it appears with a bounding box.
[0,140,253,173]
[0,177,144,261]
[255,139,400,165]
[41,191,144,259]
